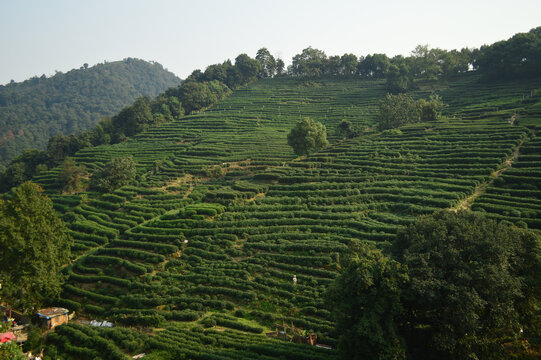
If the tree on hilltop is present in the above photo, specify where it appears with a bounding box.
[256,48,276,78]
[235,54,261,84]
[291,47,328,77]
[287,118,329,156]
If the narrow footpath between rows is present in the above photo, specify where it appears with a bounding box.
[450,134,528,212]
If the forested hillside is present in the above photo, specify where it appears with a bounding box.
[1,28,541,360]
[0,58,180,169]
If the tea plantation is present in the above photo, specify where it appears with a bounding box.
[30,74,541,359]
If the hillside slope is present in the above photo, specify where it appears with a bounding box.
[29,75,541,359]
[0,58,181,169]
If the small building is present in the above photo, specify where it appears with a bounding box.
[37,308,69,329]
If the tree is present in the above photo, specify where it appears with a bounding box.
[256,48,276,78]
[418,94,444,122]
[204,62,229,83]
[377,93,421,130]
[410,45,442,80]
[326,241,408,360]
[327,55,342,76]
[358,54,390,78]
[338,120,360,138]
[287,118,329,156]
[340,53,359,77]
[91,156,136,192]
[386,63,412,94]
[0,182,71,313]
[275,58,285,76]
[234,54,261,84]
[0,340,25,360]
[392,211,541,359]
[291,47,328,77]
[112,96,153,137]
[59,157,87,193]
[177,81,216,114]
[0,149,53,192]
[47,134,84,162]
[476,26,541,80]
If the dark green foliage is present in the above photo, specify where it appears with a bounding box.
[256,47,276,78]
[377,93,421,130]
[287,118,329,156]
[112,96,153,138]
[91,157,136,193]
[0,58,180,167]
[166,80,231,115]
[377,93,444,130]
[358,53,390,78]
[59,157,87,193]
[23,325,44,353]
[417,95,444,122]
[386,63,412,93]
[235,54,261,84]
[0,340,25,359]
[476,26,541,80]
[326,242,408,360]
[338,120,360,139]
[392,211,541,359]
[46,323,146,359]
[0,149,52,191]
[0,182,71,312]
[291,47,328,77]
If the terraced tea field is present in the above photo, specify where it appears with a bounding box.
[37,74,541,359]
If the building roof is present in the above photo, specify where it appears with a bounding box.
[0,332,16,343]
[37,307,69,319]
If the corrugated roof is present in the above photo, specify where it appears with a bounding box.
[37,307,69,318]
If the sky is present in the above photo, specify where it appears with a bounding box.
[1,0,540,84]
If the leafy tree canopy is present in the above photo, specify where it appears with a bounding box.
[377,93,421,130]
[287,117,329,156]
[0,340,25,360]
[338,120,361,139]
[0,182,71,313]
[378,93,444,130]
[234,54,261,84]
[256,48,276,78]
[91,156,136,193]
[392,210,541,359]
[59,157,87,194]
[326,241,408,360]
[291,47,328,77]
[327,211,541,360]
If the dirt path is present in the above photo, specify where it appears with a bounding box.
[450,136,526,212]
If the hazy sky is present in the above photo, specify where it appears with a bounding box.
[1,0,540,84]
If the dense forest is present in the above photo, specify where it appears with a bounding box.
[0,58,180,170]
[1,27,541,360]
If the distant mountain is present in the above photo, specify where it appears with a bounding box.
[0,58,181,169]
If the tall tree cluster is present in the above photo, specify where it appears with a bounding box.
[326,211,541,360]
[0,182,71,312]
